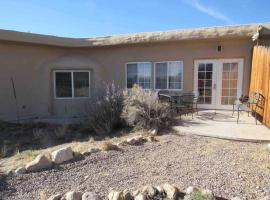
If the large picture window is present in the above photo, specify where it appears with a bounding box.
[54,71,90,98]
[155,61,183,90]
[126,62,152,89]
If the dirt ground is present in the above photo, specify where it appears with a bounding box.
[1,134,270,200]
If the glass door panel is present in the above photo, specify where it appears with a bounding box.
[197,63,213,104]
[221,63,238,105]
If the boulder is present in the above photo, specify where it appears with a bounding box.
[134,194,147,200]
[163,183,179,199]
[15,166,26,175]
[122,189,133,200]
[25,154,52,172]
[51,147,74,164]
[185,186,199,195]
[146,136,156,142]
[48,194,62,200]
[132,190,140,197]
[141,185,157,197]
[155,186,166,197]
[82,192,102,200]
[108,190,123,200]
[149,129,158,136]
[65,191,83,200]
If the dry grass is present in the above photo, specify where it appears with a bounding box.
[0,133,136,172]
[98,141,120,151]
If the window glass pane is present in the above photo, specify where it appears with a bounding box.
[74,72,90,97]
[138,63,151,89]
[55,72,72,98]
[127,64,138,88]
[168,62,182,89]
[155,63,167,89]
[198,64,205,71]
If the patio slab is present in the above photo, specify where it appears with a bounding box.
[174,110,270,142]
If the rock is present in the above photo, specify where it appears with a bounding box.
[83,147,101,156]
[155,186,166,196]
[134,194,147,200]
[15,166,26,175]
[231,197,242,200]
[126,135,146,145]
[51,147,74,164]
[108,190,123,200]
[82,192,102,200]
[132,190,140,197]
[122,189,133,200]
[185,186,199,195]
[141,185,157,197]
[48,194,62,200]
[5,169,13,176]
[117,141,128,147]
[146,136,155,142]
[149,129,158,136]
[163,183,179,199]
[201,189,214,199]
[25,154,52,172]
[65,191,83,200]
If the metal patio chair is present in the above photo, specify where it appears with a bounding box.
[181,91,199,119]
[236,92,262,124]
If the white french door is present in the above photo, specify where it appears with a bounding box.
[194,58,244,110]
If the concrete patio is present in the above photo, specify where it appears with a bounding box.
[174,110,270,142]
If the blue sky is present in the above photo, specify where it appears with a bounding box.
[0,0,269,38]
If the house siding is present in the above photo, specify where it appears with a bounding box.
[0,38,254,121]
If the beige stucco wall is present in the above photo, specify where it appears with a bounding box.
[0,38,254,121]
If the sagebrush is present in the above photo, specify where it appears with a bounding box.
[121,85,174,131]
[84,83,124,134]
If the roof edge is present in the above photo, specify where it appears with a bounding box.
[0,22,270,47]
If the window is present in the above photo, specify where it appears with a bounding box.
[126,62,152,89]
[54,71,90,98]
[155,61,183,90]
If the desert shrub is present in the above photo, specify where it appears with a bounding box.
[122,85,174,131]
[84,83,124,135]
[184,191,214,200]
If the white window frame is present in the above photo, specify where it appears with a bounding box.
[125,62,152,89]
[154,61,184,91]
[53,70,91,99]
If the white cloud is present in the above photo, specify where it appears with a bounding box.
[183,0,235,24]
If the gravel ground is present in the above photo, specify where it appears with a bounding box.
[1,134,270,200]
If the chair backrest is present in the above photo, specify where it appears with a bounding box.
[249,92,262,105]
[182,91,199,103]
[182,93,195,104]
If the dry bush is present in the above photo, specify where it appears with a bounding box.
[122,85,174,131]
[84,83,124,135]
[99,141,119,151]
[184,191,214,200]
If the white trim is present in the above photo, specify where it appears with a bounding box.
[54,70,91,99]
[154,61,184,91]
[125,62,152,89]
[194,58,244,110]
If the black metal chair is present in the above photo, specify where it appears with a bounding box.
[236,92,262,124]
[157,90,187,119]
[181,91,199,118]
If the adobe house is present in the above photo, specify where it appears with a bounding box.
[0,23,270,122]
